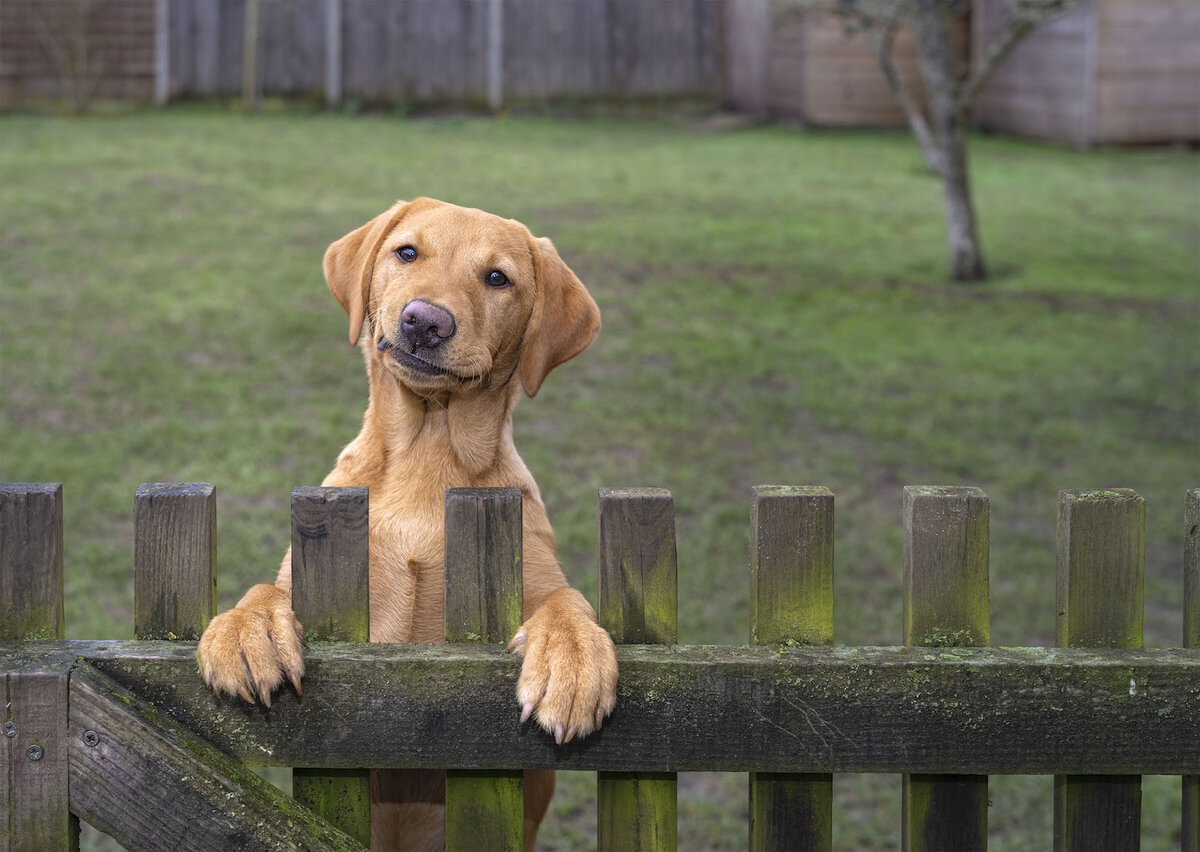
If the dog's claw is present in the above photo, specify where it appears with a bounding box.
[595,708,605,730]
[236,684,255,704]
[506,627,527,654]
[520,702,534,724]
[554,725,564,745]
[289,671,303,696]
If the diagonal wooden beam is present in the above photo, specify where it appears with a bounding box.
[67,661,365,852]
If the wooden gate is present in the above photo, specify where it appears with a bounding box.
[2,482,1199,851]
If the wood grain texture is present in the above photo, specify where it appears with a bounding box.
[444,488,523,644]
[1054,489,1144,852]
[0,483,64,641]
[903,486,988,852]
[67,661,363,852]
[444,487,523,850]
[5,641,1200,774]
[749,486,833,852]
[598,488,677,646]
[290,486,369,643]
[598,488,678,851]
[134,482,216,641]
[6,669,73,852]
[290,486,371,845]
[0,483,74,851]
[1184,489,1199,852]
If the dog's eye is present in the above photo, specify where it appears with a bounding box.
[485,270,510,288]
[395,246,418,263]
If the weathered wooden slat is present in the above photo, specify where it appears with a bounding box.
[67,661,363,852]
[599,488,678,646]
[134,482,216,641]
[1184,489,1199,852]
[444,488,523,644]
[8,669,73,852]
[5,641,1200,774]
[0,483,65,641]
[290,486,371,847]
[1054,489,1144,852]
[902,486,989,852]
[1,482,75,852]
[749,486,833,852]
[444,488,524,852]
[598,488,678,852]
[291,486,370,643]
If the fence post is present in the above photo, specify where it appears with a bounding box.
[444,487,524,851]
[0,483,77,851]
[290,486,372,847]
[901,486,989,852]
[486,0,503,111]
[1183,489,1199,852]
[324,0,341,109]
[154,0,170,105]
[1054,489,1144,852]
[748,485,833,852]
[597,488,678,852]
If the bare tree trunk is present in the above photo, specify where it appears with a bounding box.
[909,0,987,281]
[939,118,986,281]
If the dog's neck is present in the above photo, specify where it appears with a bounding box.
[360,355,523,481]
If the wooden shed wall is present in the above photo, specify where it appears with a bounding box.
[972,1,1092,146]
[1094,0,1200,143]
[788,15,925,127]
[723,2,960,128]
[974,0,1199,145]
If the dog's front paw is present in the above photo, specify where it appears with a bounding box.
[196,584,304,707]
[507,587,618,744]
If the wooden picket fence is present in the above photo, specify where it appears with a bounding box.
[2,482,1199,852]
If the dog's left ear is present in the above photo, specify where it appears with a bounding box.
[520,237,601,397]
[324,200,411,346]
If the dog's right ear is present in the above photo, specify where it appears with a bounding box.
[323,200,411,346]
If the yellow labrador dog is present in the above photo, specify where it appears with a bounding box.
[197,197,618,850]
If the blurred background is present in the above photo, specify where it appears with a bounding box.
[1,0,1197,849]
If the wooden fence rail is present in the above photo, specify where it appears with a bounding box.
[2,482,1199,852]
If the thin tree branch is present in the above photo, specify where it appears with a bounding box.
[868,20,944,174]
[958,0,1078,110]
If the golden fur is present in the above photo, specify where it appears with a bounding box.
[196,198,619,850]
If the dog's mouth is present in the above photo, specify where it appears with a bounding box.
[377,337,466,380]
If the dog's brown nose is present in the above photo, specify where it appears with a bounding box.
[400,300,456,350]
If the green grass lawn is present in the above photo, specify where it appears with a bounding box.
[1,108,1196,850]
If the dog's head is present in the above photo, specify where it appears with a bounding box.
[323,197,600,398]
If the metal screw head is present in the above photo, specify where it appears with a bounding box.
[1,721,15,738]
[26,744,43,761]
[82,730,100,747]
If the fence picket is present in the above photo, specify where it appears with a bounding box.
[748,485,834,852]
[444,488,525,851]
[1183,489,1199,852]
[134,483,216,641]
[0,483,76,851]
[290,486,372,847]
[902,486,990,852]
[1054,489,1144,852]
[598,488,678,852]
